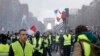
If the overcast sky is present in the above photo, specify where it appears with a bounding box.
[19,0,93,21]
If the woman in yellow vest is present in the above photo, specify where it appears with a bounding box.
[72,25,94,56]
[0,34,9,56]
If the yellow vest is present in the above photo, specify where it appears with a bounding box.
[49,35,52,44]
[44,38,48,48]
[11,41,33,56]
[63,34,71,46]
[0,44,9,56]
[77,34,91,56]
[32,37,43,53]
[56,35,59,43]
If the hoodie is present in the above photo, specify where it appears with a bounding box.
[82,31,97,43]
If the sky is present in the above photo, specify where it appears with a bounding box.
[19,0,93,21]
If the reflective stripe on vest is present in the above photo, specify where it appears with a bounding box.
[11,41,33,56]
[63,34,71,46]
[77,34,91,56]
[0,52,9,56]
[0,44,9,56]
[32,37,43,53]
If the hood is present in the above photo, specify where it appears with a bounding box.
[82,31,97,43]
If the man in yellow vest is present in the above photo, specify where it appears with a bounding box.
[9,29,33,56]
[63,33,72,56]
[32,31,43,56]
[42,32,52,56]
[48,32,53,52]
[48,33,52,49]
[42,32,49,56]
[55,33,60,52]
[0,34,9,56]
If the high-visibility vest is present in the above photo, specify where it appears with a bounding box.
[11,41,33,56]
[44,38,49,48]
[49,35,52,44]
[32,37,43,53]
[0,44,9,56]
[63,34,71,46]
[56,35,59,43]
[77,34,91,56]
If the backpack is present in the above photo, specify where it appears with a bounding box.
[79,39,99,56]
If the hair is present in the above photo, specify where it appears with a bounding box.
[0,34,8,44]
[75,25,88,34]
[18,29,26,34]
[35,31,40,39]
